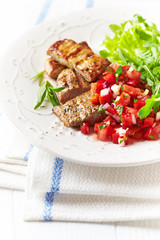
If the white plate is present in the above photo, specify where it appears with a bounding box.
[1,5,160,167]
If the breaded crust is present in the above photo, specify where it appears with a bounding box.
[47,39,110,82]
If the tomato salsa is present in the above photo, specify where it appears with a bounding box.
[80,64,160,146]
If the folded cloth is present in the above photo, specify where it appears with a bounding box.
[0,112,31,190]
[24,147,160,222]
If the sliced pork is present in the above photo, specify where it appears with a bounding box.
[53,91,106,127]
[47,39,110,82]
[56,68,90,103]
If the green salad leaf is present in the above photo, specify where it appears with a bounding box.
[100,14,160,94]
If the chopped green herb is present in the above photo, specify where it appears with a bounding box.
[34,81,65,109]
[97,105,106,113]
[115,66,123,84]
[117,105,123,115]
[99,125,106,130]
[137,124,140,127]
[119,139,124,144]
[120,115,122,122]
[121,86,124,91]
[134,99,138,103]
[148,134,155,139]
[30,70,45,86]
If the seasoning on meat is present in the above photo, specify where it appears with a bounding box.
[44,58,66,79]
[56,68,90,103]
[47,39,110,82]
[53,91,106,127]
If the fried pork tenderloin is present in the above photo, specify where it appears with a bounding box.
[44,58,66,79]
[56,68,90,103]
[47,39,110,82]
[53,91,106,127]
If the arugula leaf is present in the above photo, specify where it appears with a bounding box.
[30,70,45,86]
[34,81,65,109]
[101,14,160,94]
[138,92,160,119]
[99,125,106,130]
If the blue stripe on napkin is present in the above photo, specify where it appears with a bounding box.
[24,144,34,161]
[86,0,94,8]
[36,0,54,24]
[43,157,64,221]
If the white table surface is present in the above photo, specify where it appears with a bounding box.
[1,0,160,239]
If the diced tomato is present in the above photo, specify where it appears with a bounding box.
[103,72,116,85]
[80,122,90,135]
[126,126,141,137]
[94,123,101,133]
[137,118,144,127]
[111,63,119,71]
[133,129,144,140]
[127,69,141,87]
[91,82,97,94]
[121,112,132,129]
[143,127,158,140]
[134,100,146,109]
[89,93,99,105]
[116,92,131,106]
[112,132,120,144]
[97,125,115,141]
[152,122,160,138]
[106,106,117,115]
[103,115,111,123]
[99,89,112,105]
[123,84,142,97]
[110,118,118,128]
[126,107,138,118]
[96,79,106,94]
[142,118,154,128]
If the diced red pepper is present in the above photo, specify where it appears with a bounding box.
[134,100,146,110]
[121,112,132,129]
[80,122,90,135]
[123,84,142,97]
[112,132,120,144]
[89,93,99,105]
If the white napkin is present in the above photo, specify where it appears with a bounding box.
[0,111,30,190]
[24,147,160,222]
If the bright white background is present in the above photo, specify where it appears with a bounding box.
[1,0,160,239]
